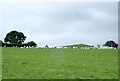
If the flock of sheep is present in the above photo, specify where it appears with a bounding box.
[19,46,117,49]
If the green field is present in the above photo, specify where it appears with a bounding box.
[0,47,2,80]
[2,47,118,79]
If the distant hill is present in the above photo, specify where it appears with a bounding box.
[63,44,93,48]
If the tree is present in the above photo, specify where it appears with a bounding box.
[45,44,49,48]
[0,40,4,47]
[103,40,118,48]
[4,30,26,44]
[26,41,37,47]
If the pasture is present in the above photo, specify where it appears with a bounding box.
[0,47,2,80]
[2,47,118,79]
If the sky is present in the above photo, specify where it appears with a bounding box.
[0,1,118,47]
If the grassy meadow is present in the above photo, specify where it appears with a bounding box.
[2,47,118,79]
[0,47,2,80]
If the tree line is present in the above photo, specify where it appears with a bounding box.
[0,30,118,48]
[0,30,37,47]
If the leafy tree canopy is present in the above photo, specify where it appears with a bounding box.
[26,41,37,47]
[103,40,118,48]
[4,30,26,44]
[0,40,3,46]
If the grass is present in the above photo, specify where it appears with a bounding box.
[2,47,118,79]
[0,47,2,80]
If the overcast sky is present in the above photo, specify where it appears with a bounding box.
[0,2,118,47]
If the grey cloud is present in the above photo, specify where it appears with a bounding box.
[1,2,118,46]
